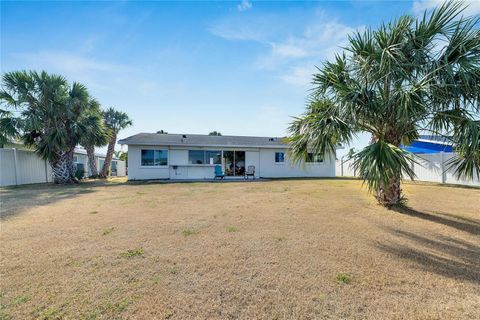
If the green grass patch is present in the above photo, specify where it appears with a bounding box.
[10,295,30,306]
[226,225,238,233]
[169,266,179,275]
[181,228,198,236]
[336,272,351,284]
[39,307,65,320]
[89,211,98,214]
[102,227,115,236]
[273,236,286,242]
[119,248,144,258]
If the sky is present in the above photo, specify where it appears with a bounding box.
[2,0,479,156]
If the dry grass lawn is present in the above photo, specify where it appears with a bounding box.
[0,178,479,319]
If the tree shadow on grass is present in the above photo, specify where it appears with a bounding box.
[0,179,129,219]
[377,227,480,284]
[391,205,480,236]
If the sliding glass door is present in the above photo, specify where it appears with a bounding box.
[223,151,245,177]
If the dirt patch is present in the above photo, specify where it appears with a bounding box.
[1,179,479,319]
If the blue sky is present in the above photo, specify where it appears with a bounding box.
[2,0,478,156]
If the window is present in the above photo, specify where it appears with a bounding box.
[306,153,323,163]
[141,149,168,166]
[188,150,222,165]
[275,152,285,163]
[189,150,205,164]
[205,150,222,164]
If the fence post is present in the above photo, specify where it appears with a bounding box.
[45,159,49,183]
[12,148,19,186]
[440,152,446,184]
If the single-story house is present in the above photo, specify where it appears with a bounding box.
[118,133,336,180]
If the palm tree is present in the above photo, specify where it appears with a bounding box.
[100,107,132,178]
[78,99,110,177]
[289,2,480,207]
[1,71,97,183]
[0,108,22,147]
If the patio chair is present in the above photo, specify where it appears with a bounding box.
[244,165,255,180]
[214,165,225,180]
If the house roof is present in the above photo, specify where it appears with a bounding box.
[74,147,120,160]
[118,133,289,148]
[400,140,453,154]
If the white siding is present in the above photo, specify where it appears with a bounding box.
[127,145,170,180]
[245,151,260,178]
[126,146,336,180]
[258,149,335,178]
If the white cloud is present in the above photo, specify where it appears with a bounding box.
[209,11,360,87]
[208,14,277,41]
[279,64,316,87]
[237,0,252,12]
[413,0,480,16]
[17,51,128,74]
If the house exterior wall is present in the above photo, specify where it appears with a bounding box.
[127,145,170,180]
[245,151,260,178]
[126,145,336,180]
[258,149,335,178]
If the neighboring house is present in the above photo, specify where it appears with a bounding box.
[118,133,336,180]
[0,146,126,187]
[72,147,126,177]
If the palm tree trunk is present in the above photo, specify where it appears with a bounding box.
[100,134,116,178]
[50,152,75,184]
[85,145,98,177]
[375,133,403,207]
[376,175,402,207]
[66,148,77,179]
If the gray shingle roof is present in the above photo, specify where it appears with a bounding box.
[118,133,289,148]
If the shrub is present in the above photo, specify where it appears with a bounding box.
[336,272,351,284]
[226,226,238,233]
[119,248,144,258]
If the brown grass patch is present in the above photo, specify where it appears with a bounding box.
[0,178,479,319]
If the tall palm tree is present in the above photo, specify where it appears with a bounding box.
[289,2,480,206]
[100,107,132,178]
[1,71,96,183]
[0,108,22,147]
[79,99,110,177]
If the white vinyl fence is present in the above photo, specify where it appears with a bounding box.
[1,148,126,187]
[0,148,53,186]
[336,152,479,187]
